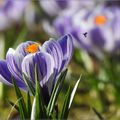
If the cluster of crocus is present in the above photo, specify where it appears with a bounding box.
[0,0,28,31]
[0,34,74,103]
[53,5,120,58]
[39,0,98,17]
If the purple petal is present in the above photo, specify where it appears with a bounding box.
[0,60,26,89]
[58,34,74,71]
[41,39,63,74]
[54,16,72,36]
[21,54,35,84]
[0,60,12,85]
[90,27,105,48]
[56,0,68,9]
[54,17,66,36]
[6,48,26,89]
[22,52,55,87]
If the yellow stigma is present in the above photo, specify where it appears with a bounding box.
[95,15,107,25]
[26,43,40,53]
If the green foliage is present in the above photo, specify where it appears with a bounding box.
[47,69,68,116]
[23,73,35,96]
[26,92,32,117]
[11,69,81,119]
[34,65,46,119]
[12,78,28,119]
[60,86,72,119]
[60,78,81,119]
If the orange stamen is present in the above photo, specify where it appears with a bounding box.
[95,15,107,25]
[26,43,40,53]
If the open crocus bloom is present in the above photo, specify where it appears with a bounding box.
[0,0,28,30]
[54,6,120,58]
[0,34,73,102]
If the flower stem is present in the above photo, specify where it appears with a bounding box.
[0,34,6,106]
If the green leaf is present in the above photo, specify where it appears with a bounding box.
[55,104,58,119]
[35,79,43,119]
[47,69,68,116]
[12,78,28,119]
[26,92,32,117]
[31,97,36,120]
[60,77,81,119]
[69,77,81,109]
[60,86,72,119]
[23,73,35,96]
[35,64,46,119]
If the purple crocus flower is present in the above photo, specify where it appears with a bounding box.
[0,0,28,30]
[39,0,97,17]
[54,6,120,58]
[0,34,74,103]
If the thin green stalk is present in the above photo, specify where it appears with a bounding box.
[0,34,6,106]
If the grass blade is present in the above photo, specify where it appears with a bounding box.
[27,92,32,117]
[12,78,28,119]
[69,77,81,109]
[35,64,46,119]
[35,79,43,119]
[23,73,35,96]
[31,97,36,120]
[60,86,72,119]
[47,69,68,116]
[60,77,81,119]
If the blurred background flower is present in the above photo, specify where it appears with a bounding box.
[54,5,120,58]
[39,0,103,17]
[0,0,29,31]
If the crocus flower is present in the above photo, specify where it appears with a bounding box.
[39,0,97,17]
[0,0,28,31]
[54,6,120,58]
[0,34,74,103]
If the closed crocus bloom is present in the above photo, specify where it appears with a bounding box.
[0,34,74,103]
[54,6,120,57]
[0,0,28,31]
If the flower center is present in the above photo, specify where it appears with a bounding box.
[26,43,40,53]
[95,15,107,25]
